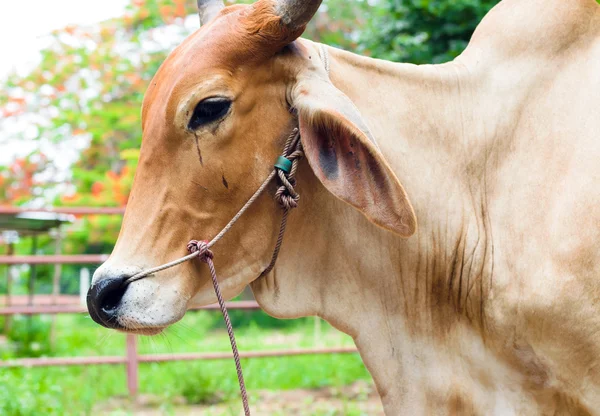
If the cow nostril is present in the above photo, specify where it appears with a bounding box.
[87,276,129,329]
[101,283,127,313]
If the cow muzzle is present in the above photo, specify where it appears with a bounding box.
[87,263,188,334]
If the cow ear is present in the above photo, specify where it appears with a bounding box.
[292,77,417,237]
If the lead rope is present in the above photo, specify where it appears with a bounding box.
[124,128,303,416]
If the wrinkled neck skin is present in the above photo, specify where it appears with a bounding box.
[253,43,497,414]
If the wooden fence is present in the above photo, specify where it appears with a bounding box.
[0,207,356,396]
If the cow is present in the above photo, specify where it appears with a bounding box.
[87,0,600,413]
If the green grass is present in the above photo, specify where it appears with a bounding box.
[0,312,371,416]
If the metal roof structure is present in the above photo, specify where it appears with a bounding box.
[0,211,74,234]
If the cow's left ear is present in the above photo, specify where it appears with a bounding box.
[292,75,417,237]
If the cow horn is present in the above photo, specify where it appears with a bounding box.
[197,0,225,25]
[274,0,323,30]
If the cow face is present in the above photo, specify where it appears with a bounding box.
[87,0,415,334]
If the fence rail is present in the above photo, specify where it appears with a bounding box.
[0,254,109,264]
[0,347,358,368]
[0,207,126,215]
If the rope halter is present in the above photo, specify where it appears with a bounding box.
[123,127,303,416]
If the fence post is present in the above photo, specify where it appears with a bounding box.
[126,334,139,397]
[50,227,63,349]
[28,235,38,307]
[3,240,15,334]
[79,268,90,306]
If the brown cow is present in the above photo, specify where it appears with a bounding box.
[88,0,600,413]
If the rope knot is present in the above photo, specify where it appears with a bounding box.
[274,134,304,211]
[274,180,300,210]
[187,240,214,263]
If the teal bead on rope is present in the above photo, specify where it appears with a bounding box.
[274,156,292,173]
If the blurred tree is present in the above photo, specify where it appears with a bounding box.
[0,0,364,210]
[305,0,370,49]
[0,153,52,205]
[360,0,499,64]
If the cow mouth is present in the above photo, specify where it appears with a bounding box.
[116,326,165,336]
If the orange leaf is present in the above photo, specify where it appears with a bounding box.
[91,182,104,196]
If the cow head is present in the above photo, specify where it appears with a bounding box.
[87,0,416,334]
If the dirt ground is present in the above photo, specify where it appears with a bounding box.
[99,381,384,415]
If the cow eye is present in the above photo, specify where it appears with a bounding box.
[188,97,231,130]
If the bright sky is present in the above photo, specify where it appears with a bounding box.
[0,0,128,77]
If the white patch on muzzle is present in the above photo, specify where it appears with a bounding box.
[92,262,188,331]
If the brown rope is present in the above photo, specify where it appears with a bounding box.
[187,239,250,415]
[261,133,303,277]
[123,127,304,416]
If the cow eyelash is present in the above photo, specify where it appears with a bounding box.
[188,97,232,130]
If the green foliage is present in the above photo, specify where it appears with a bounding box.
[4,316,52,358]
[360,0,499,63]
[304,0,371,50]
[178,370,227,405]
[0,368,73,416]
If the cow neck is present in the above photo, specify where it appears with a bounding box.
[259,43,494,414]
